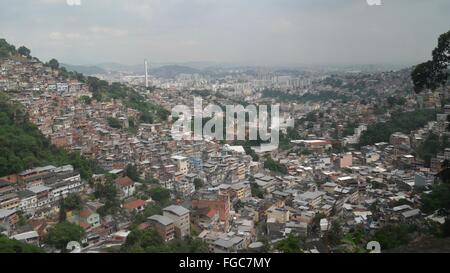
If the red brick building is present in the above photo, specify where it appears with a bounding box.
[192,193,230,223]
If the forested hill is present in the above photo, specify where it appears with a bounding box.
[0,94,100,179]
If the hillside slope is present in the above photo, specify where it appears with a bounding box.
[0,94,100,179]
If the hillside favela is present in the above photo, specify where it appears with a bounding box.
[1,0,450,256]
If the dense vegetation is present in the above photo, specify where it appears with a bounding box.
[125,164,140,182]
[131,184,173,224]
[413,29,450,242]
[264,156,288,174]
[250,182,265,199]
[359,109,436,146]
[125,90,170,123]
[86,77,169,123]
[371,224,416,250]
[93,177,121,216]
[416,133,450,166]
[148,187,171,206]
[0,39,17,58]
[412,30,450,93]
[274,234,305,253]
[0,235,43,253]
[107,117,122,129]
[387,96,407,107]
[421,161,450,216]
[0,95,101,179]
[59,193,84,222]
[121,228,209,253]
[45,221,86,252]
[421,182,450,214]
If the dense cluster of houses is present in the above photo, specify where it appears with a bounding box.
[2,56,450,253]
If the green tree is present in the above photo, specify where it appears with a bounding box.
[327,220,344,246]
[132,204,163,225]
[16,211,28,227]
[359,109,436,146]
[243,143,259,162]
[234,200,244,211]
[80,96,92,105]
[149,187,171,206]
[59,198,67,223]
[0,235,43,253]
[0,38,16,58]
[416,133,442,166]
[17,46,31,58]
[193,178,204,190]
[125,164,140,182]
[94,180,120,216]
[121,228,208,253]
[312,213,326,232]
[0,95,100,179]
[45,222,85,252]
[64,193,83,211]
[107,117,122,129]
[264,157,288,174]
[250,182,264,198]
[144,204,163,217]
[412,30,450,93]
[47,58,60,70]
[264,156,288,174]
[421,182,450,214]
[144,177,160,185]
[371,224,415,250]
[274,234,305,253]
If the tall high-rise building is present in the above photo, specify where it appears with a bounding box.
[144,59,149,88]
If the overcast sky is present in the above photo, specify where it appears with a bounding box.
[0,0,449,66]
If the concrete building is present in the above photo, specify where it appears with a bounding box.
[171,155,189,175]
[163,205,190,238]
[148,215,175,242]
[337,153,353,169]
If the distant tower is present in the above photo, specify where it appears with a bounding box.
[144,59,149,88]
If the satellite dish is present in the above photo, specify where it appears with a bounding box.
[66,241,82,253]
[366,241,381,253]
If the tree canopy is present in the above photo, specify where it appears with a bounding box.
[264,156,288,174]
[274,234,305,253]
[412,30,450,93]
[125,164,140,182]
[46,58,60,70]
[149,187,171,206]
[17,46,31,58]
[107,117,122,129]
[45,222,85,252]
[121,228,208,253]
[85,77,169,123]
[94,179,120,216]
[0,94,100,179]
[371,224,416,250]
[359,109,436,146]
[0,38,16,58]
[0,235,43,253]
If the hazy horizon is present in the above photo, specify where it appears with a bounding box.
[1,0,449,66]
